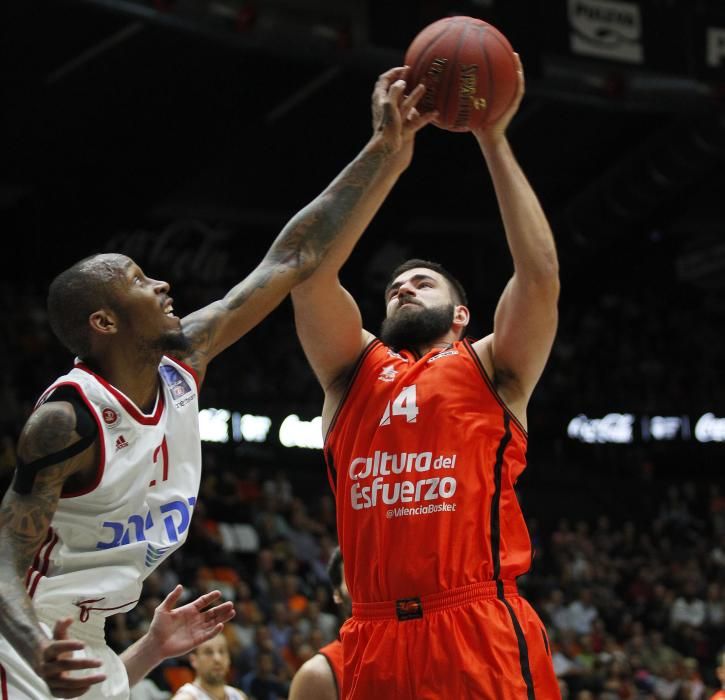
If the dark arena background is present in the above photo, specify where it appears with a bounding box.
[1,0,724,697]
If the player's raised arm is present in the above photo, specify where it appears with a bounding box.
[176,68,434,388]
[291,68,434,415]
[471,56,560,422]
[0,402,106,698]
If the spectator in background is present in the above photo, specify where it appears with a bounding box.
[171,631,248,700]
[268,602,293,651]
[545,588,572,633]
[241,652,288,700]
[226,582,264,660]
[262,470,293,509]
[298,601,338,645]
[568,588,599,636]
[671,582,707,631]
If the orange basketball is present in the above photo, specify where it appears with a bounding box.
[404,16,519,132]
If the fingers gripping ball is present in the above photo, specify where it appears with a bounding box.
[404,16,518,132]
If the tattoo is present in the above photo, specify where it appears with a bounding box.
[269,146,388,275]
[182,146,390,369]
[178,315,215,377]
[0,405,87,666]
[20,403,76,462]
[377,102,394,132]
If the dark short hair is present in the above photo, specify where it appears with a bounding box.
[47,254,124,359]
[385,259,468,306]
[327,546,343,591]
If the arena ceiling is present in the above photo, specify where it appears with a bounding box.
[2,0,724,296]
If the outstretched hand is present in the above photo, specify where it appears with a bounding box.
[145,585,235,660]
[370,66,438,169]
[35,617,106,698]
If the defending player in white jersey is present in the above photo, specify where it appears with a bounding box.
[0,70,434,700]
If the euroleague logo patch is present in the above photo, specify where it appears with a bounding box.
[102,407,119,426]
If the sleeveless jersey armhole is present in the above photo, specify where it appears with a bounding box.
[324,338,381,445]
[462,338,528,438]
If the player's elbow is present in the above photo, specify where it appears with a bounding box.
[517,259,560,303]
[537,247,560,283]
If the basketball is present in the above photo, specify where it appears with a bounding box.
[404,16,519,132]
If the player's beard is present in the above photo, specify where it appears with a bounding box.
[380,302,455,351]
[154,329,191,354]
[138,328,191,356]
[200,669,228,687]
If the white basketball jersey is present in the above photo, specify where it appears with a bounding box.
[26,355,202,619]
[175,682,247,700]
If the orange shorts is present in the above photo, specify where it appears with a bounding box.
[341,581,560,700]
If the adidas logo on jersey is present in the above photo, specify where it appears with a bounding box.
[115,435,129,451]
[378,365,399,382]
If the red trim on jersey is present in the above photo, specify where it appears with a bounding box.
[26,528,53,588]
[324,339,381,445]
[164,355,200,392]
[0,661,7,700]
[153,437,170,482]
[27,529,59,599]
[75,363,165,426]
[76,597,140,621]
[462,338,528,437]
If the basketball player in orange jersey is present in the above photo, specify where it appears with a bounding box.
[289,547,349,700]
[0,68,434,700]
[292,55,561,698]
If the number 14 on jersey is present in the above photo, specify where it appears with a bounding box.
[379,385,419,426]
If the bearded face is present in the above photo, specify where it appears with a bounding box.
[380,301,455,351]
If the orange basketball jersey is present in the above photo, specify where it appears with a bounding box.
[318,639,343,698]
[325,339,531,604]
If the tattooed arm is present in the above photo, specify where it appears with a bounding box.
[0,402,106,698]
[176,68,434,387]
[290,67,434,432]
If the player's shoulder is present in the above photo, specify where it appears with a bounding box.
[170,685,197,700]
[226,686,249,700]
[19,400,79,457]
[289,653,337,700]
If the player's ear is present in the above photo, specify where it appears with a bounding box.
[89,309,118,336]
[453,304,470,328]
